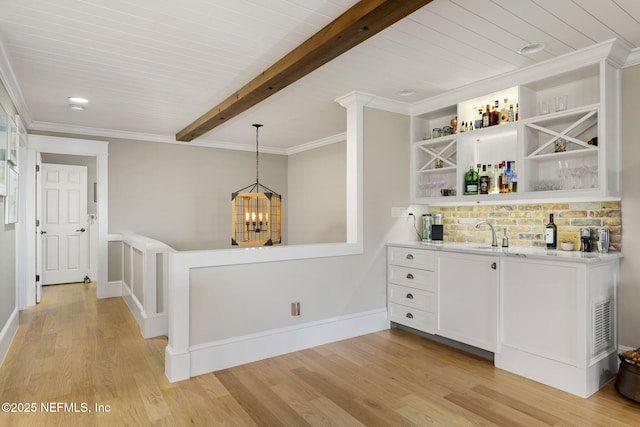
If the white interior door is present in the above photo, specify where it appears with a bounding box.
[36,153,42,302]
[41,163,89,285]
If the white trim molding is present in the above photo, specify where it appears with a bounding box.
[189,309,389,378]
[24,135,109,304]
[0,309,19,367]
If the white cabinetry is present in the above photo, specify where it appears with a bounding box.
[411,44,621,204]
[437,252,498,352]
[387,246,437,334]
[495,257,619,398]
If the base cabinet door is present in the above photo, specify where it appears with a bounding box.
[500,259,579,365]
[437,252,498,352]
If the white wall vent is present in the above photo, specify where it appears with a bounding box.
[592,298,613,356]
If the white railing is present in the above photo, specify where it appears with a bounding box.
[108,234,175,338]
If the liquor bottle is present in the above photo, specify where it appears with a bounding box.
[500,161,509,193]
[490,100,499,126]
[490,164,500,194]
[515,103,519,121]
[475,107,483,129]
[508,104,515,122]
[507,160,517,192]
[464,166,479,195]
[482,105,490,128]
[479,164,489,194]
[545,213,557,249]
[499,99,509,124]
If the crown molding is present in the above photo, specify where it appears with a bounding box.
[624,47,640,68]
[367,96,411,115]
[286,132,346,155]
[0,35,31,123]
[28,121,348,156]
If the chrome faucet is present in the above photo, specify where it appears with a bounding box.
[475,221,498,247]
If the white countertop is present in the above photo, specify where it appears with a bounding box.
[387,241,623,263]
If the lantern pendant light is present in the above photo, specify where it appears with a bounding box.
[231,124,282,246]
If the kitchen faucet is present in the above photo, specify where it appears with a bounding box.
[475,221,498,247]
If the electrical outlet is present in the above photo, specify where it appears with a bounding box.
[291,302,300,316]
[391,207,408,218]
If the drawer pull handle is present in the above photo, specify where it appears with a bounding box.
[406,293,414,299]
[406,313,414,319]
[406,254,414,260]
[406,273,414,280]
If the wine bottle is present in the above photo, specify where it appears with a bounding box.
[508,104,515,122]
[464,166,479,195]
[545,213,557,249]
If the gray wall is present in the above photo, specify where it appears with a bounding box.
[620,64,640,348]
[107,138,288,251]
[189,108,414,344]
[0,80,16,330]
[287,140,346,244]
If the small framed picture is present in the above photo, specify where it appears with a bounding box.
[5,167,18,224]
[8,115,17,166]
[0,103,7,197]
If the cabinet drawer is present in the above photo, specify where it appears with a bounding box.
[388,246,435,270]
[388,265,435,291]
[388,303,435,334]
[389,284,435,312]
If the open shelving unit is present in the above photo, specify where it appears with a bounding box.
[410,52,620,204]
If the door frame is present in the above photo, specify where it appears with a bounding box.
[20,135,111,308]
[40,162,90,286]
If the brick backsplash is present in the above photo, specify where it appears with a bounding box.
[427,201,621,251]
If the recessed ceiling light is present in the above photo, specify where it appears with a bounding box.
[70,104,85,111]
[517,42,546,55]
[68,97,89,104]
[397,89,416,97]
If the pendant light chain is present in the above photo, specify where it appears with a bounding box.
[254,123,261,188]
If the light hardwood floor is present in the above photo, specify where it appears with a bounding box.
[1,283,639,426]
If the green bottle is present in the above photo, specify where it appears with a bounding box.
[464,165,479,195]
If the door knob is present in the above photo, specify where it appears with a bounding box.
[76,228,86,232]
[40,230,47,235]
[491,262,497,270]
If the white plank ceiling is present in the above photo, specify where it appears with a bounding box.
[0,0,639,152]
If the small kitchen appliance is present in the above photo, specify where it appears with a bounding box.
[431,214,444,242]
[580,227,592,252]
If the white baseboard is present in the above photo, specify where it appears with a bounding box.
[98,280,123,299]
[122,284,167,339]
[181,308,389,380]
[0,309,19,367]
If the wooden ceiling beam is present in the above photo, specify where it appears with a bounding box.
[176,0,433,142]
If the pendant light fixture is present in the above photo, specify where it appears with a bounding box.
[231,124,282,246]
